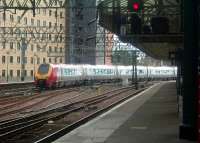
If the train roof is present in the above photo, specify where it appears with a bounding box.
[39,63,176,70]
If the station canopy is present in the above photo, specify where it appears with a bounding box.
[97,0,183,61]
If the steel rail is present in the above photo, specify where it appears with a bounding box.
[35,88,146,143]
[0,86,138,141]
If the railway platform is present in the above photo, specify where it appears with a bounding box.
[53,81,194,143]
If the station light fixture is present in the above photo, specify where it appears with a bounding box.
[128,0,143,13]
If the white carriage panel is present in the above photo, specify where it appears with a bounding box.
[137,66,146,79]
[126,66,132,79]
[148,67,155,78]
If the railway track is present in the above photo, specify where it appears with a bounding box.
[0,87,81,118]
[0,86,37,97]
[0,82,151,113]
[0,85,131,121]
[0,83,151,143]
[0,83,125,115]
[0,82,34,95]
[0,84,121,122]
[0,89,39,106]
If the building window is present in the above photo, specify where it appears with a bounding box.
[17,70,20,77]
[42,34,46,40]
[43,9,46,15]
[17,16,20,23]
[54,35,58,42]
[24,17,27,25]
[55,11,57,17]
[24,31,27,38]
[37,58,40,64]
[2,42,5,49]
[60,47,62,53]
[60,24,63,30]
[54,47,57,52]
[49,34,52,40]
[60,12,63,18]
[60,35,63,42]
[37,9,40,14]
[43,21,46,26]
[30,70,33,76]
[37,45,41,51]
[17,42,20,50]
[2,70,5,77]
[43,58,46,63]
[37,32,40,38]
[3,13,6,21]
[54,58,57,63]
[10,29,14,36]
[2,56,5,63]
[55,0,58,6]
[10,56,13,63]
[60,58,62,63]
[31,44,34,51]
[49,46,52,52]
[17,56,20,63]
[10,70,13,77]
[31,57,34,64]
[10,42,13,49]
[54,23,57,28]
[24,70,27,76]
[43,46,46,52]
[37,20,40,26]
[49,10,52,16]
[10,14,14,22]
[24,57,27,64]
[31,18,34,25]
[49,22,52,28]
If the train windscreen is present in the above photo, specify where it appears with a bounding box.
[38,64,50,74]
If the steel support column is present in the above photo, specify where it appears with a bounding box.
[179,0,198,140]
[197,0,200,141]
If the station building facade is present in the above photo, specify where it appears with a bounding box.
[0,7,65,82]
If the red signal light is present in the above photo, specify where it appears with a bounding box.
[128,0,143,13]
[133,2,139,11]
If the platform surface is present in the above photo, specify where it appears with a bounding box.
[54,81,195,143]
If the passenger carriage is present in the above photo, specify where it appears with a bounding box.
[35,63,177,89]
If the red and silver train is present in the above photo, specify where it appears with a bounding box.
[34,63,177,89]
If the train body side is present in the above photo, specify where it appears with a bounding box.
[35,64,177,89]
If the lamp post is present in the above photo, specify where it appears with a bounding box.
[6,51,9,82]
[33,53,36,77]
[132,50,138,89]
[21,38,27,81]
[33,53,38,79]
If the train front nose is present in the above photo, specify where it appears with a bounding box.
[35,79,47,89]
[35,64,50,89]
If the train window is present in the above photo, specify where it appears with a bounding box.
[102,69,105,75]
[38,64,49,74]
[109,70,111,75]
[155,70,160,73]
[63,68,76,76]
[94,69,98,75]
[139,70,143,74]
